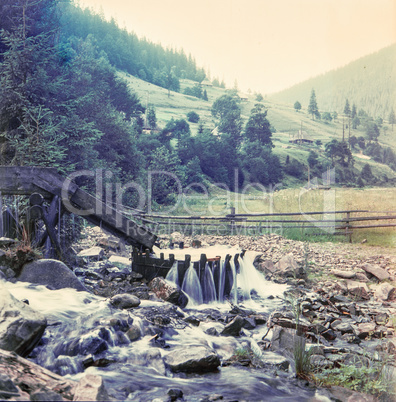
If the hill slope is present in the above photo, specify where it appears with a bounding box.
[122,72,396,185]
[269,44,396,119]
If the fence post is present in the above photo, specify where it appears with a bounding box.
[229,207,235,235]
[345,211,352,243]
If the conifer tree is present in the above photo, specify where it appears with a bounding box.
[344,99,351,117]
[308,89,319,120]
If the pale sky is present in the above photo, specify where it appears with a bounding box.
[76,0,396,94]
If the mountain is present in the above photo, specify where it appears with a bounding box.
[269,44,396,119]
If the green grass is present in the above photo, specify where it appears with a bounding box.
[120,73,396,247]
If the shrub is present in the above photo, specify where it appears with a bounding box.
[186,111,200,123]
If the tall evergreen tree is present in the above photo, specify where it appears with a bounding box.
[344,99,351,117]
[351,103,357,119]
[308,89,319,120]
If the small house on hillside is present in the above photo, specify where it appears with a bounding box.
[289,130,313,144]
[237,93,249,102]
[201,79,213,87]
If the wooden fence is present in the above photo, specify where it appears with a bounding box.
[126,209,396,243]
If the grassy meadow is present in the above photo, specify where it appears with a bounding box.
[121,73,396,247]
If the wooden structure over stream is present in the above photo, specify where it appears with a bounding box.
[0,166,157,256]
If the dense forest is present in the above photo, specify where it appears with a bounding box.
[0,0,394,213]
[270,44,396,119]
[0,0,280,208]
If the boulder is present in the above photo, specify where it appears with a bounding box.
[77,247,104,260]
[73,374,109,401]
[274,254,302,277]
[258,260,276,274]
[164,345,220,372]
[261,351,290,371]
[373,283,396,302]
[0,285,47,357]
[148,277,188,308]
[110,293,141,309]
[355,272,370,282]
[17,259,87,291]
[220,315,245,337]
[126,325,142,341]
[361,263,390,281]
[0,349,76,400]
[346,281,370,300]
[331,269,355,279]
[270,326,299,353]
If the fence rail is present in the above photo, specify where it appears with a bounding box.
[127,209,396,242]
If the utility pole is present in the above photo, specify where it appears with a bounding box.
[348,116,351,149]
[342,117,345,143]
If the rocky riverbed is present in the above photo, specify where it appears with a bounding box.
[0,229,395,401]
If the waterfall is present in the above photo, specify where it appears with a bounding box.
[229,259,238,305]
[165,262,179,286]
[238,257,252,303]
[201,263,217,304]
[181,263,203,305]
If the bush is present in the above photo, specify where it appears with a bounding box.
[186,111,200,123]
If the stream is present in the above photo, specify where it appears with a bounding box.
[3,249,328,401]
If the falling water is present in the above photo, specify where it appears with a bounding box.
[165,262,179,285]
[201,263,217,304]
[218,260,226,303]
[230,258,238,305]
[238,257,253,302]
[181,263,203,305]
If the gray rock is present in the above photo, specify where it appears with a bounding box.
[357,322,376,339]
[274,254,301,277]
[77,247,104,260]
[73,374,110,401]
[270,326,300,353]
[333,322,354,334]
[346,281,370,300]
[361,263,390,281]
[331,269,355,279]
[221,315,245,337]
[110,293,141,309]
[148,277,188,308]
[164,346,220,372]
[261,351,290,370]
[0,373,19,399]
[126,325,142,341]
[0,285,47,357]
[30,389,64,401]
[17,259,87,291]
[373,282,396,301]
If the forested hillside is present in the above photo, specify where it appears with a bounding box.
[270,44,396,119]
[59,3,209,91]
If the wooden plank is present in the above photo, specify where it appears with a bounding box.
[0,167,157,250]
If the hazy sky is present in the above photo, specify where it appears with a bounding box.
[76,0,396,94]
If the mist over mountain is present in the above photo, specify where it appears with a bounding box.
[269,44,396,119]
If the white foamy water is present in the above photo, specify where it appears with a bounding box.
[0,276,319,401]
